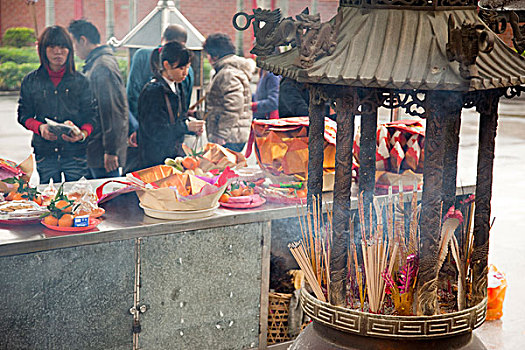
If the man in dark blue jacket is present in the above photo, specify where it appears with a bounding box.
[124,24,194,173]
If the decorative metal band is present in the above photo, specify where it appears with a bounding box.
[380,91,426,118]
[301,289,487,339]
[503,85,525,99]
[313,88,427,118]
[339,0,477,8]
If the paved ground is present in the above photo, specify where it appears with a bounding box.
[1,94,524,348]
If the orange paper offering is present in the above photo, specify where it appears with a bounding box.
[182,143,247,172]
[133,167,238,212]
[248,117,336,178]
[486,264,507,321]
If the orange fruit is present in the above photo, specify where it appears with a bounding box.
[55,200,73,213]
[219,193,230,203]
[296,189,307,198]
[33,196,43,206]
[241,187,254,196]
[43,215,59,226]
[5,191,16,201]
[12,192,25,201]
[182,157,199,170]
[58,214,75,227]
[230,188,242,197]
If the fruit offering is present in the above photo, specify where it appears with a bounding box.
[67,177,104,217]
[4,177,42,205]
[165,156,205,176]
[258,181,308,204]
[220,181,256,203]
[42,184,80,228]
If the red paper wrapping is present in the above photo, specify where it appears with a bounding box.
[377,125,389,146]
[376,137,390,171]
[390,130,407,148]
[390,141,405,173]
[404,139,421,171]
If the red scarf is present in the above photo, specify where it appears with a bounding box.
[46,65,66,87]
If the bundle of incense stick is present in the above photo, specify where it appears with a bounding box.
[357,191,402,313]
[288,241,326,302]
[292,195,331,302]
[361,238,398,313]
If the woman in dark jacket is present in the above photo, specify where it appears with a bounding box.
[17,26,97,184]
[137,41,204,170]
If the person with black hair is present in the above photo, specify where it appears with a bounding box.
[278,77,310,118]
[124,24,194,173]
[136,41,204,170]
[17,25,97,184]
[68,19,129,179]
[203,33,255,152]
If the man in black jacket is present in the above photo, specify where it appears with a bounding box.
[68,19,129,179]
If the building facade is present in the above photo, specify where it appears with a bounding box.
[0,0,339,56]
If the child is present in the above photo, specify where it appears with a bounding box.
[136,41,204,170]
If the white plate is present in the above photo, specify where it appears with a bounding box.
[139,203,219,220]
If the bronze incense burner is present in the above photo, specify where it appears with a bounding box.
[235,0,525,347]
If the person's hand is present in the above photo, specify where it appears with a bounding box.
[62,131,85,143]
[128,131,138,147]
[104,154,119,173]
[188,120,205,136]
[39,124,57,141]
[62,120,85,143]
[186,109,197,118]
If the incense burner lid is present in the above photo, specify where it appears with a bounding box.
[300,289,487,339]
[340,0,477,10]
[255,6,525,91]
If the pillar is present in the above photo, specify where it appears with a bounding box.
[470,92,499,307]
[307,85,326,211]
[329,91,356,306]
[416,91,463,315]
[442,95,463,211]
[357,88,378,238]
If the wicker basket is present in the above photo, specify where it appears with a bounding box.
[267,292,293,344]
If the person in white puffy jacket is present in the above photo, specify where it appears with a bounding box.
[203,33,255,153]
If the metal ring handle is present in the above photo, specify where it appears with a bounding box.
[232,12,253,31]
[478,30,494,53]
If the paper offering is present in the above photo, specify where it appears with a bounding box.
[45,118,80,138]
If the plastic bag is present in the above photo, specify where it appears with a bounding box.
[486,264,507,320]
[183,122,208,153]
